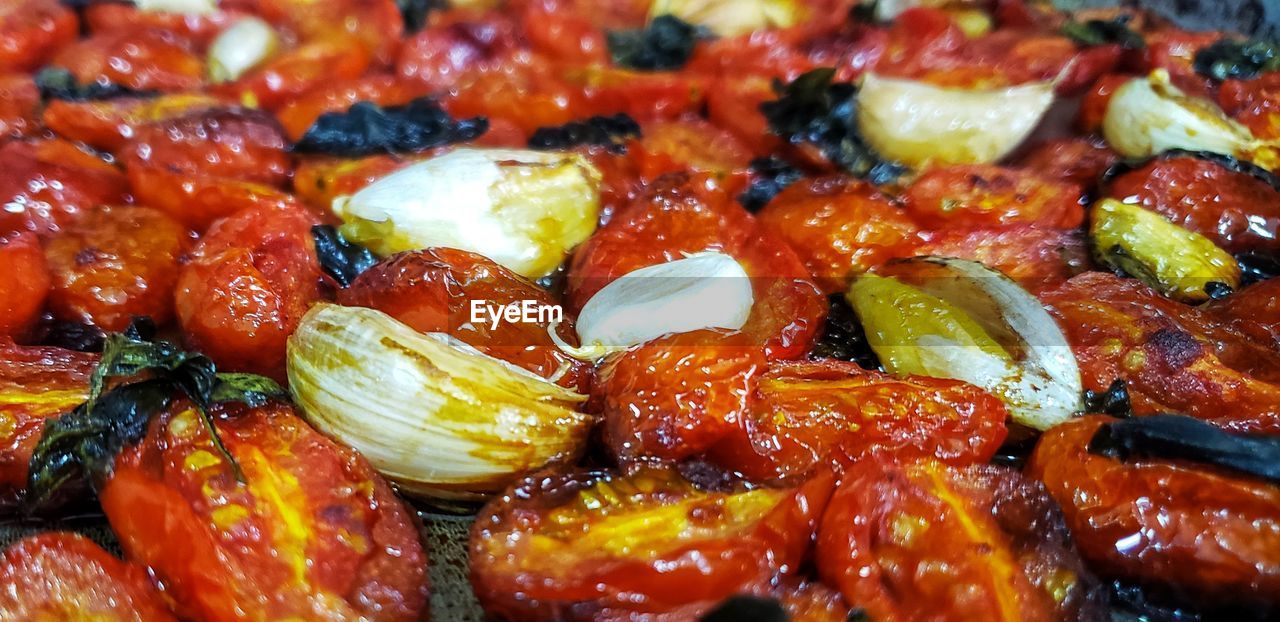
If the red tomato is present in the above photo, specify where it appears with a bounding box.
[446,63,586,136]
[706,75,783,156]
[874,8,965,78]
[82,3,244,47]
[1028,415,1280,610]
[757,177,920,293]
[1140,30,1220,96]
[687,29,817,82]
[339,248,591,390]
[0,341,95,502]
[571,65,709,122]
[0,73,37,142]
[256,0,404,66]
[1015,137,1118,189]
[0,533,176,621]
[220,35,372,110]
[710,361,1008,483]
[470,465,835,620]
[1208,278,1280,352]
[1106,154,1280,254]
[904,164,1084,229]
[275,75,422,141]
[0,0,78,73]
[51,28,204,92]
[292,154,412,210]
[396,14,523,92]
[1220,71,1280,139]
[43,205,192,331]
[0,231,50,339]
[519,0,607,64]
[909,225,1089,294]
[174,204,324,379]
[631,117,754,178]
[774,580,851,622]
[0,139,130,237]
[100,401,429,621]
[1078,73,1130,133]
[816,458,1106,622]
[42,93,226,153]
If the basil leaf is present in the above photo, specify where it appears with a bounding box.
[1236,251,1280,286]
[396,0,443,33]
[528,113,641,153]
[34,66,154,102]
[1081,379,1133,417]
[1194,38,1280,82]
[1088,414,1280,484]
[607,14,700,71]
[738,156,802,212]
[293,97,488,157]
[210,373,289,408]
[312,225,378,288]
[1061,16,1145,50]
[1102,149,1280,192]
[699,596,787,622]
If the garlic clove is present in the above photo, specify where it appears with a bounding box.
[207,17,280,84]
[332,148,602,279]
[856,73,1055,168]
[649,0,798,36]
[134,0,218,14]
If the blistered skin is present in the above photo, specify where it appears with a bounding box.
[909,225,1089,294]
[42,93,225,152]
[1042,271,1280,433]
[816,459,1105,622]
[0,139,130,237]
[219,34,373,110]
[1220,71,1280,139]
[0,533,177,621]
[339,247,590,389]
[51,28,204,92]
[100,402,429,622]
[0,0,77,73]
[0,231,51,339]
[709,361,1008,483]
[1106,155,1280,255]
[904,165,1085,229]
[1016,137,1119,190]
[1208,278,1280,352]
[469,466,834,621]
[1027,415,1280,610]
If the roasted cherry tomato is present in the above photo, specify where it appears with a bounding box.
[42,93,225,153]
[1016,137,1119,190]
[1078,72,1130,133]
[0,138,130,237]
[446,62,587,136]
[874,8,965,78]
[705,75,783,156]
[50,28,204,92]
[0,0,77,73]
[0,341,95,503]
[256,0,404,66]
[710,361,1008,483]
[395,14,523,93]
[1106,154,1280,254]
[1208,277,1280,352]
[1027,415,1280,611]
[631,117,753,178]
[100,401,429,621]
[470,465,834,621]
[0,533,176,621]
[591,330,768,464]
[909,225,1089,294]
[758,176,920,293]
[1042,271,1280,433]
[43,205,191,331]
[275,75,422,141]
[518,0,607,64]
[571,66,709,122]
[0,231,51,339]
[339,247,590,389]
[81,3,244,46]
[773,579,851,622]
[174,204,324,379]
[567,173,826,360]
[0,73,37,142]
[220,35,372,110]
[816,458,1106,622]
[904,164,1085,229]
[1139,30,1220,96]
[292,154,411,209]
[1220,71,1280,139]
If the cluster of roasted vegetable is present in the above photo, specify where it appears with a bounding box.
[2,0,1280,619]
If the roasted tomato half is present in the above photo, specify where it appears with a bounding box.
[904,164,1085,229]
[1015,137,1119,190]
[1027,415,1280,611]
[1220,70,1280,140]
[816,458,1106,622]
[0,230,51,339]
[470,465,834,621]
[42,93,225,153]
[908,225,1089,294]
[0,73,38,142]
[0,532,176,621]
[99,401,429,622]
[0,0,78,73]
[0,139,130,237]
[50,27,204,92]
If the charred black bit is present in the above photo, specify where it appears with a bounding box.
[1236,250,1280,285]
[1107,581,1203,622]
[1081,379,1133,418]
[990,425,1042,469]
[1194,37,1280,82]
[1204,281,1234,299]
[761,68,906,185]
[312,225,378,288]
[396,0,444,33]
[527,113,641,153]
[1061,16,1145,50]
[607,15,701,71]
[1101,149,1280,192]
[38,321,106,353]
[699,596,788,622]
[293,97,488,157]
[738,156,803,212]
[25,332,288,514]
[847,610,872,622]
[848,1,878,23]
[809,293,882,371]
[34,66,154,102]
[1088,413,1280,485]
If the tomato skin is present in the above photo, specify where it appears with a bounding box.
[396,14,523,92]
[1042,271,1280,434]
[43,93,225,153]
[0,0,78,73]
[275,75,422,141]
[0,533,176,621]
[1016,137,1119,190]
[904,165,1084,229]
[292,154,411,209]
[1078,73,1130,133]
[710,361,1008,483]
[174,204,324,379]
[339,247,591,389]
[100,402,429,622]
[774,580,850,622]
[909,225,1089,294]
[1106,155,1280,254]
[519,0,607,64]
[51,28,204,92]
[874,8,965,78]
[572,66,708,122]
[0,73,37,142]
[0,231,51,339]
[1027,415,1280,610]
[706,75,782,157]
[446,63,587,136]
[816,459,1105,622]
[1220,71,1280,139]
[0,341,95,502]
[1208,278,1280,352]
[1139,30,1220,96]
[470,466,834,621]
[220,35,373,110]
[82,3,243,46]
[0,139,130,238]
[256,0,404,66]
[43,205,192,331]
[758,177,920,293]
[631,117,754,178]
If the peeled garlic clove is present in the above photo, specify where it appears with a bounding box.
[856,73,1055,168]
[847,257,1082,430]
[649,0,798,36]
[1102,70,1280,169]
[1090,198,1240,303]
[333,149,601,279]
[562,252,754,359]
[207,17,279,84]
[135,0,218,14]
[287,303,592,502]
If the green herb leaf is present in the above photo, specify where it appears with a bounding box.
[293,97,488,157]
[607,15,700,71]
[312,225,379,288]
[1088,413,1280,484]
[1061,16,1145,50]
[210,373,289,408]
[738,156,802,212]
[760,68,906,184]
[1194,38,1280,82]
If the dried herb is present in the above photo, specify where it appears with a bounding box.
[312,225,378,288]
[1236,251,1280,286]
[293,97,488,157]
[396,0,444,33]
[1194,38,1280,82]
[1061,16,1145,50]
[1081,379,1133,417]
[761,68,906,184]
[1088,413,1280,484]
[699,596,788,622]
[809,293,882,371]
[738,156,802,212]
[527,113,641,153]
[607,15,700,71]
[34,67,153,102]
